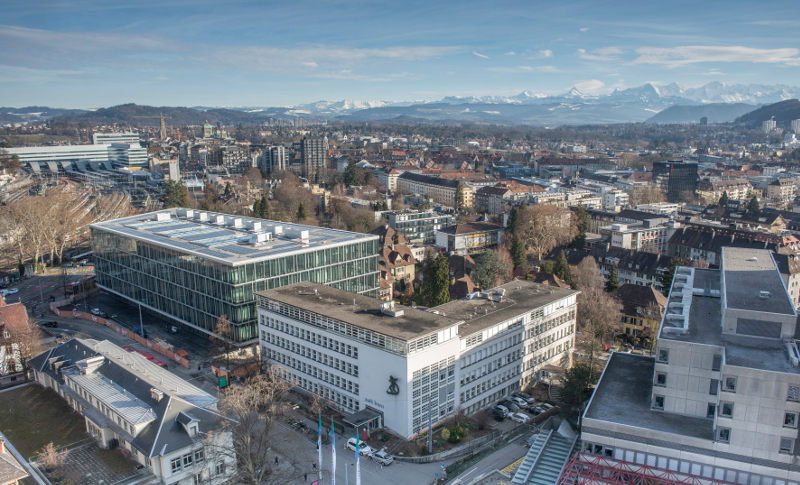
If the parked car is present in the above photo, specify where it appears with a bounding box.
[134,326,148,338]
[90,307,102,315]
[509,396,529,408]
[530,405,546,417]
[509,412,531,424]
[39,321,58,328]
[370,449,394,465]
[345,438,372,456]
[5,288,18,295]
[491,405,509,420]
[498,400,520,412]
[538,403,555,411]
[512,392,536,405]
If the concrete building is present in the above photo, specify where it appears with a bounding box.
[582,248,800,485]
[601,221,680,255]
[257,280,577,438]
[93,132,140,146]
[263,146,287,175]
[206,145,256,174]
[6,143,148,168]
[397,172,473,209]
[435,222,505,256]
[90,208,379,344]
[29,338,236,485]
[376,169,402,192]
[792,120,800,134]
[696,179,754,204]
[763,119,777,133]
[385,210,455,244]
[301,136,329,176]
[635,202,679,215]
[768,179,797,207]
[602,190,629,212]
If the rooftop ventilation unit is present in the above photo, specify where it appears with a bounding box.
[380,301,404,317]
[194,212,209,221]
[226,217,243,228]
[150,388,164,402]
[285,228,310,240]
[176,209,194,218]
[265,225,283,236]
[248,233,272,245]
[212,215,225,224]
[156,212,171,222]
[760,291,771,299]
[245,220,262,231]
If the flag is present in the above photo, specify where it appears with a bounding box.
[318,414,324,484]
[331,420,336,485]
[355,429,361,485]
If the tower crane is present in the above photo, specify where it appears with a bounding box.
[133,112,171,141]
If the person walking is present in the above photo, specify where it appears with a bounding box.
[312,462,316,471]
[304,473,308,482]
[275,456,279,465]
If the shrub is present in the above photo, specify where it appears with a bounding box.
[379,432,390,442]
[449,424,464,443]
[434,439,446,448]
[440,428,451,441]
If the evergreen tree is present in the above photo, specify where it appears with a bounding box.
[259,194,270,219]
[224,182,232,196]
[17,258,25,278]
[314,167,322,185]
[507,206,519,233]
[420,252,450,307]
[344,161,361,186]
[253,199,262,217]
[511,234,527,269]
[471,250,510,290]
[605,263,620,293]
[296,203,307,221]
[539,260,555,274]
[455,182,467,212]
[660,258,688,293]
[747,196,760,212]
[162,180,189,208]
[571,206,588,249]
[719,191,729,206]
[554,250,572,285]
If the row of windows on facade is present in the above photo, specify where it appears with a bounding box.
[461,365,521,404]
[261,331,359,377]
[261,315,359,358]
[265,348,359,396]
[279,369,359,413]
[462,350,522,387]
[462,333,523,370]
[260,300,408,355]
[461,386,517,416]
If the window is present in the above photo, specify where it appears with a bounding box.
[183,453,193,467]
[657,349,668,363]
[216,461,226,475]
[781,438,795,455]
[712,354,722,372]
[717,427,730,443]
[720,402,733,418]
[655,373,667,387]
[710,379,719,396]
[171,457,182,473]
[194,449,205,462]
[789,385,800,402]
[653,396,664,410]
[707,403,716,418]
[193,473,203,485]
[785,413,797,428]
[723,377,737,392]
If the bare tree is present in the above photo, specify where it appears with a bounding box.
[38,442,69,472]
[201,369,305,485]
[2,315,44,381]
[516,204,576,263]
[628,185,666,207]
[571,258,621,378]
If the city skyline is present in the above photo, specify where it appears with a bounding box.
[2,0,800,108]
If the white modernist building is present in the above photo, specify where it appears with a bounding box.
[257,280,577,438]
[583,247,800,485]
[6,143,148,168]
[93,132,141,145]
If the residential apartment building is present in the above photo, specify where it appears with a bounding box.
[378,244,417,282]
[668,226,799,266]
[611,283,667,339]
[397,172,473,208]
[385,210,455,244]
[90,209,379,344]
[601,221,681,255]
[602,189,629,212]
[377,169,402,192]
[652,160,699,203]
[763,119,777,133]
[582,248,800,485]
[257,280,577,438]
[435,222,505,256]
[696,179,753,204]
[206,145,256,174]
[29,338,236,485]
[301,136,329,176]
[263,146,287,175]
[768,179,797,206]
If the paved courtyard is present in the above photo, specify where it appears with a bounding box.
[46,443,147,485]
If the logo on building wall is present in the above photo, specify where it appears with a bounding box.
[386,375,399,395]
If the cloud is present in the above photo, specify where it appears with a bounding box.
[580,27,589,32]
[524,49,553,59]
[577,46,623,61]
[537,65,560,73]
[504,51,516,56]
[310,70,409,82]
[574,79,606,93]
[472,51,489,59]
[630,45,800,67]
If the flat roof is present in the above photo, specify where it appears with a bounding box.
[584,352,713,441]
[434,281,579,337]
[90,208,378,266]
[257,282,461,341]
[723,247,795,316]
[64,366,158,426]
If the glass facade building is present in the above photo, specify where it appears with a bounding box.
[91,209,379,344]
[386,210,455,244]
[652,160,699,203]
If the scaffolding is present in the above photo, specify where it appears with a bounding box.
[558,452,740,485]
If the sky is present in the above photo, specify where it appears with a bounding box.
[2,0,800,108]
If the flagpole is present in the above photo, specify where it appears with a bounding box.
[331,419,336,485]
[355,427,361,485]
[318,414,324,484]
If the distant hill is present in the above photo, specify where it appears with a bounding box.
[646,103,757,124]
[54,103,273,126]
[0,106,86,124]
[735,99,800,126]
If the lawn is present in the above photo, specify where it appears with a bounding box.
[94,448,137,474]
[0,384,89,459]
